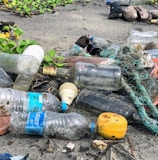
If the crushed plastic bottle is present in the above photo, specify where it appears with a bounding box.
[9,111,89,140]
[75,89,141,123]
[89,35,110,48]
[0,88,61,115]
[43,62,122,91]
[13,45,44,91]
[0,53,40,75]
[60,44,85,57]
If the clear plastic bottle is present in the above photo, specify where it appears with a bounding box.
[89,35,110,48]
[0,53,40,75]
[129,30,158,38]
[127,36,158,47]
[89,35,111,49]
[9,111,89,140]
[60,44,85,57]
[0,88,61,115]
[43,62,122,91]
[13,45,44,91]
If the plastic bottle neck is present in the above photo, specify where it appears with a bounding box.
[89,121,96,133]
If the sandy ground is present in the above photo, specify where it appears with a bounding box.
[0,0,158,160]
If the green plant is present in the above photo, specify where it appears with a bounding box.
[44,49,65,67]
[3,0,75,17]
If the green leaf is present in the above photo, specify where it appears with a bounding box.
[7,41,16,48]
[48,50,56,58]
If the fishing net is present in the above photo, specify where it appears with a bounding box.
[100,46,158,133]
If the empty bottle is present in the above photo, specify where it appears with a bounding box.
[0,88,61,114]
[43,62,122,91]
[9,111,89,140]
[13,45,44,91]
[0,53,40,75]
[60,44,85,57]
[129,30,158,38]
[89,35,110,48]
[0,68,13,88]
[127,36,158,49]
[75,89,141,123]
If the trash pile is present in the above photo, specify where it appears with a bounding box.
[107,0,158,24]
[0,20,158,159]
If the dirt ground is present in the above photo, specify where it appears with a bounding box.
[0,0,158,160]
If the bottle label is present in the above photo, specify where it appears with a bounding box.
[28,92,43,112]
[25,112,45,136]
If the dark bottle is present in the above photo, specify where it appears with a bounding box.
[75,35,90,48]
[75,89,141,123]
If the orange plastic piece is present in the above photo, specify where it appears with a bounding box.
[152,95,158,106]
[150,63,158,78]
[96,112,128,140]
[0,115,10,136]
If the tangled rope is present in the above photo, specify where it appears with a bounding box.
[100,46,158,134]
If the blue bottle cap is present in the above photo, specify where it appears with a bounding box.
[61,102,68,111]
[89,122,96,133]
[106,0,111,5]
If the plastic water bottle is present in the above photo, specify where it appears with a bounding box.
[9,111,89,140]
[0,53,40,75]
[89,35,110,48]
[43,62,122,91]
[13,45,44,91]
[60,44,85,57]
[0,88,61,115]
[129,30,158,38]
[127,36,158,46]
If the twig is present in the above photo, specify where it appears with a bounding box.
[127,136,135,158]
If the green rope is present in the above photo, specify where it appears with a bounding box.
[121,77,158,133]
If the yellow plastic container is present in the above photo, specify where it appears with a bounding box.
[97,112,128,140]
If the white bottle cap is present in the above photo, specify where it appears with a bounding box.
[22,45,44,63]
